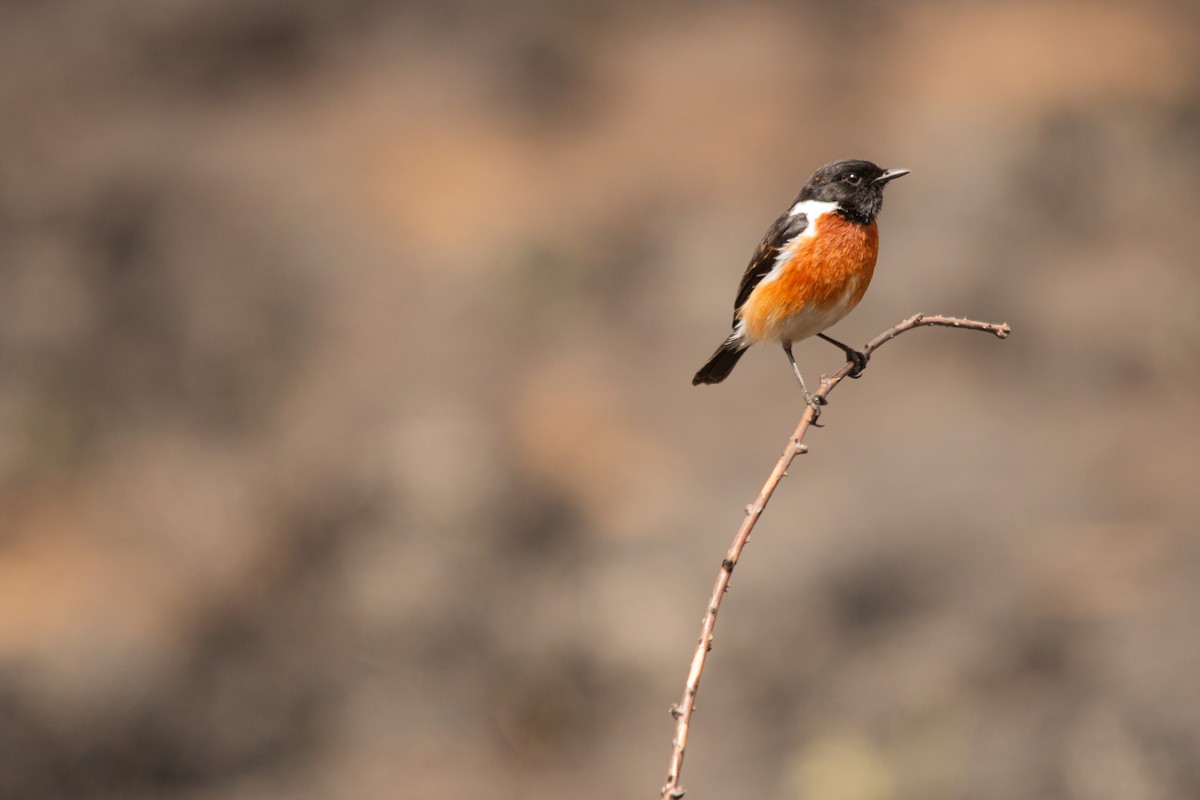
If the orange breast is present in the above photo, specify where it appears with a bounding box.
[740,215,879,344]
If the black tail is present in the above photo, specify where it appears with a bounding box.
[692,339,748,385]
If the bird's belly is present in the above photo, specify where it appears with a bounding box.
[740,216,879,344]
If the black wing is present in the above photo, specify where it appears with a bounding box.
[730,210,808,326]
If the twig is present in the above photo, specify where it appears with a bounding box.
[660,314,1010,799]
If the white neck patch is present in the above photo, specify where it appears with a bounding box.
[787,198,839,219]
[750,199,840,291]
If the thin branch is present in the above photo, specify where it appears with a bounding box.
[660,314,1010,800]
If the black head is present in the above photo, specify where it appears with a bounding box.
[797,159,909,224]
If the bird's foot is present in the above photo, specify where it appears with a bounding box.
[804,392,826,425]
[846,349,868,378]
[816,334,869,378]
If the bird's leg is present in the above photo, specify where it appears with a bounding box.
[817,333,868,378]
[782,343,825,419]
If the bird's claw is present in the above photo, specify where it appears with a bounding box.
[804,392,826,425]
[846,349,868,378]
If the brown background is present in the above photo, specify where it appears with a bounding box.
[2,1,1199,798]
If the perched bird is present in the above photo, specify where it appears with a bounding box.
[692,159,908,407]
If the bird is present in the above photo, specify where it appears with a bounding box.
[692,159,908,408]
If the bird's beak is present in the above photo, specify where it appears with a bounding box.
[874,168,910,184]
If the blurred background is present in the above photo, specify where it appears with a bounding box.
[2,1,1199,798]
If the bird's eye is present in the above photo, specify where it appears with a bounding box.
[845,173,862,186]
